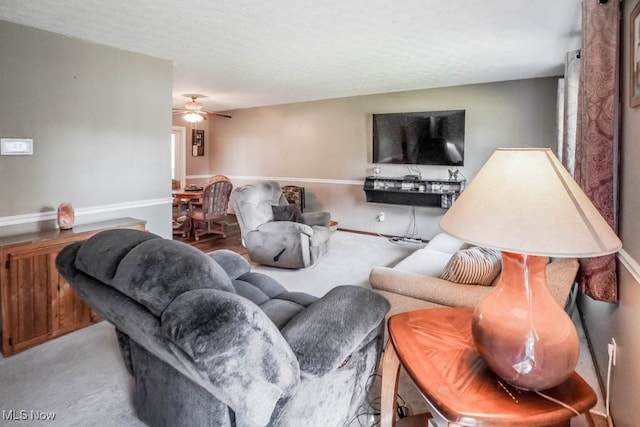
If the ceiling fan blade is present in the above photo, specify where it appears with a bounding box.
[203,111,232,119]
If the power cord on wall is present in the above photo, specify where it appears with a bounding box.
[387,206,421,244]
[400,207,419,240]
[373,207,423,245]
[591,338,617,426]
[605,339,616,427]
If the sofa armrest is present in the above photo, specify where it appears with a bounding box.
[161,289,300,427]
[257,220,314,236]
[245,229,311,268]
[545,258,579,308]
[369,266,493,308]
[370,258,579,309]
[280,285,389,377]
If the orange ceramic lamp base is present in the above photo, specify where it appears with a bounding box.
[471,252,579,391]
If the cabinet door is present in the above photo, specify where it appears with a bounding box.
[5,248,55,352]
[5,244,93,353]
[50,250,92,333]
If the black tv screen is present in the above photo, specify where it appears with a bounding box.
[372,110,465,166]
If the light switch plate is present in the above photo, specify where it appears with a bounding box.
[1,138,33,155]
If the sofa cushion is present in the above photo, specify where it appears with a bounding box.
[439,246,502,286]
[391,233,466,277]
[272,204,302,222]
[75,229,161,285]
[428,233,466,253]
[393,248,455,277]
[207,249,251,280]
[230,271,318,327]
[280,286,389,376]
[111,239,236,316]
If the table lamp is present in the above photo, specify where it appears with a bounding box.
[439,148,621,390]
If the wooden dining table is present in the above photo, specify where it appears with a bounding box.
[172,189,204,200]
[172,189,204,237]
[172,188,203,216]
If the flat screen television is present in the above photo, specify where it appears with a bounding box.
[372,110,465,166]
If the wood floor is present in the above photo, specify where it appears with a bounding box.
[173,215,247,256]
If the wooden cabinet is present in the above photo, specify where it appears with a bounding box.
[0,217,146,356]
[364,176,466,208]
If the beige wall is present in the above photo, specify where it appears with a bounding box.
[171,117,212,178]
[0,21,173,237]
[577,2,640,426]
[206,78,559,238]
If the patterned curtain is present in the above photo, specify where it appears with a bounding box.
[574,0,620,302]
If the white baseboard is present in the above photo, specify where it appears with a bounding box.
[0,198,172,227]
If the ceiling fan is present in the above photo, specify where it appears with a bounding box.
[172,94,232,122]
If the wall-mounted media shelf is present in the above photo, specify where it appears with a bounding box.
[363,176,466,208]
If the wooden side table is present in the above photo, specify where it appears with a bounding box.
[380,307,597,427]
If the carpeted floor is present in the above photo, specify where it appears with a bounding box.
[251,230,419,297]
[0,231,607,426]
[0,321,144,427]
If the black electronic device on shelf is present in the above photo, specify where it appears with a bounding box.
[363,176,466,208]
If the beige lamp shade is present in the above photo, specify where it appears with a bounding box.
[440,148,621,258]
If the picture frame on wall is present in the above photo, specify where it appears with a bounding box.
[192,129,205,156]
[631,1,640,107]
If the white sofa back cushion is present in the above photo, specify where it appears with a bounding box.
[392,233,465,277]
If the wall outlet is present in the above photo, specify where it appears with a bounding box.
[608,338,617,366]
[377,212,385,222]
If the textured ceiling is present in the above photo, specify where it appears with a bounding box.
[0,0,582,112]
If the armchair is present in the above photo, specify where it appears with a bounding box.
[55,229,388,427]
[231,181,331,268]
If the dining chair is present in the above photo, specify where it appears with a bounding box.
[188,175,233,240]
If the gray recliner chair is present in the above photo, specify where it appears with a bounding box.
[55,229,389,427]
[231,181,331,269]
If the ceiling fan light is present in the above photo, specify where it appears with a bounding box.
[184,112,204,123]
[185,100,203,111]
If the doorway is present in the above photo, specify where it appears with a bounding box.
[171,126,186,188]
